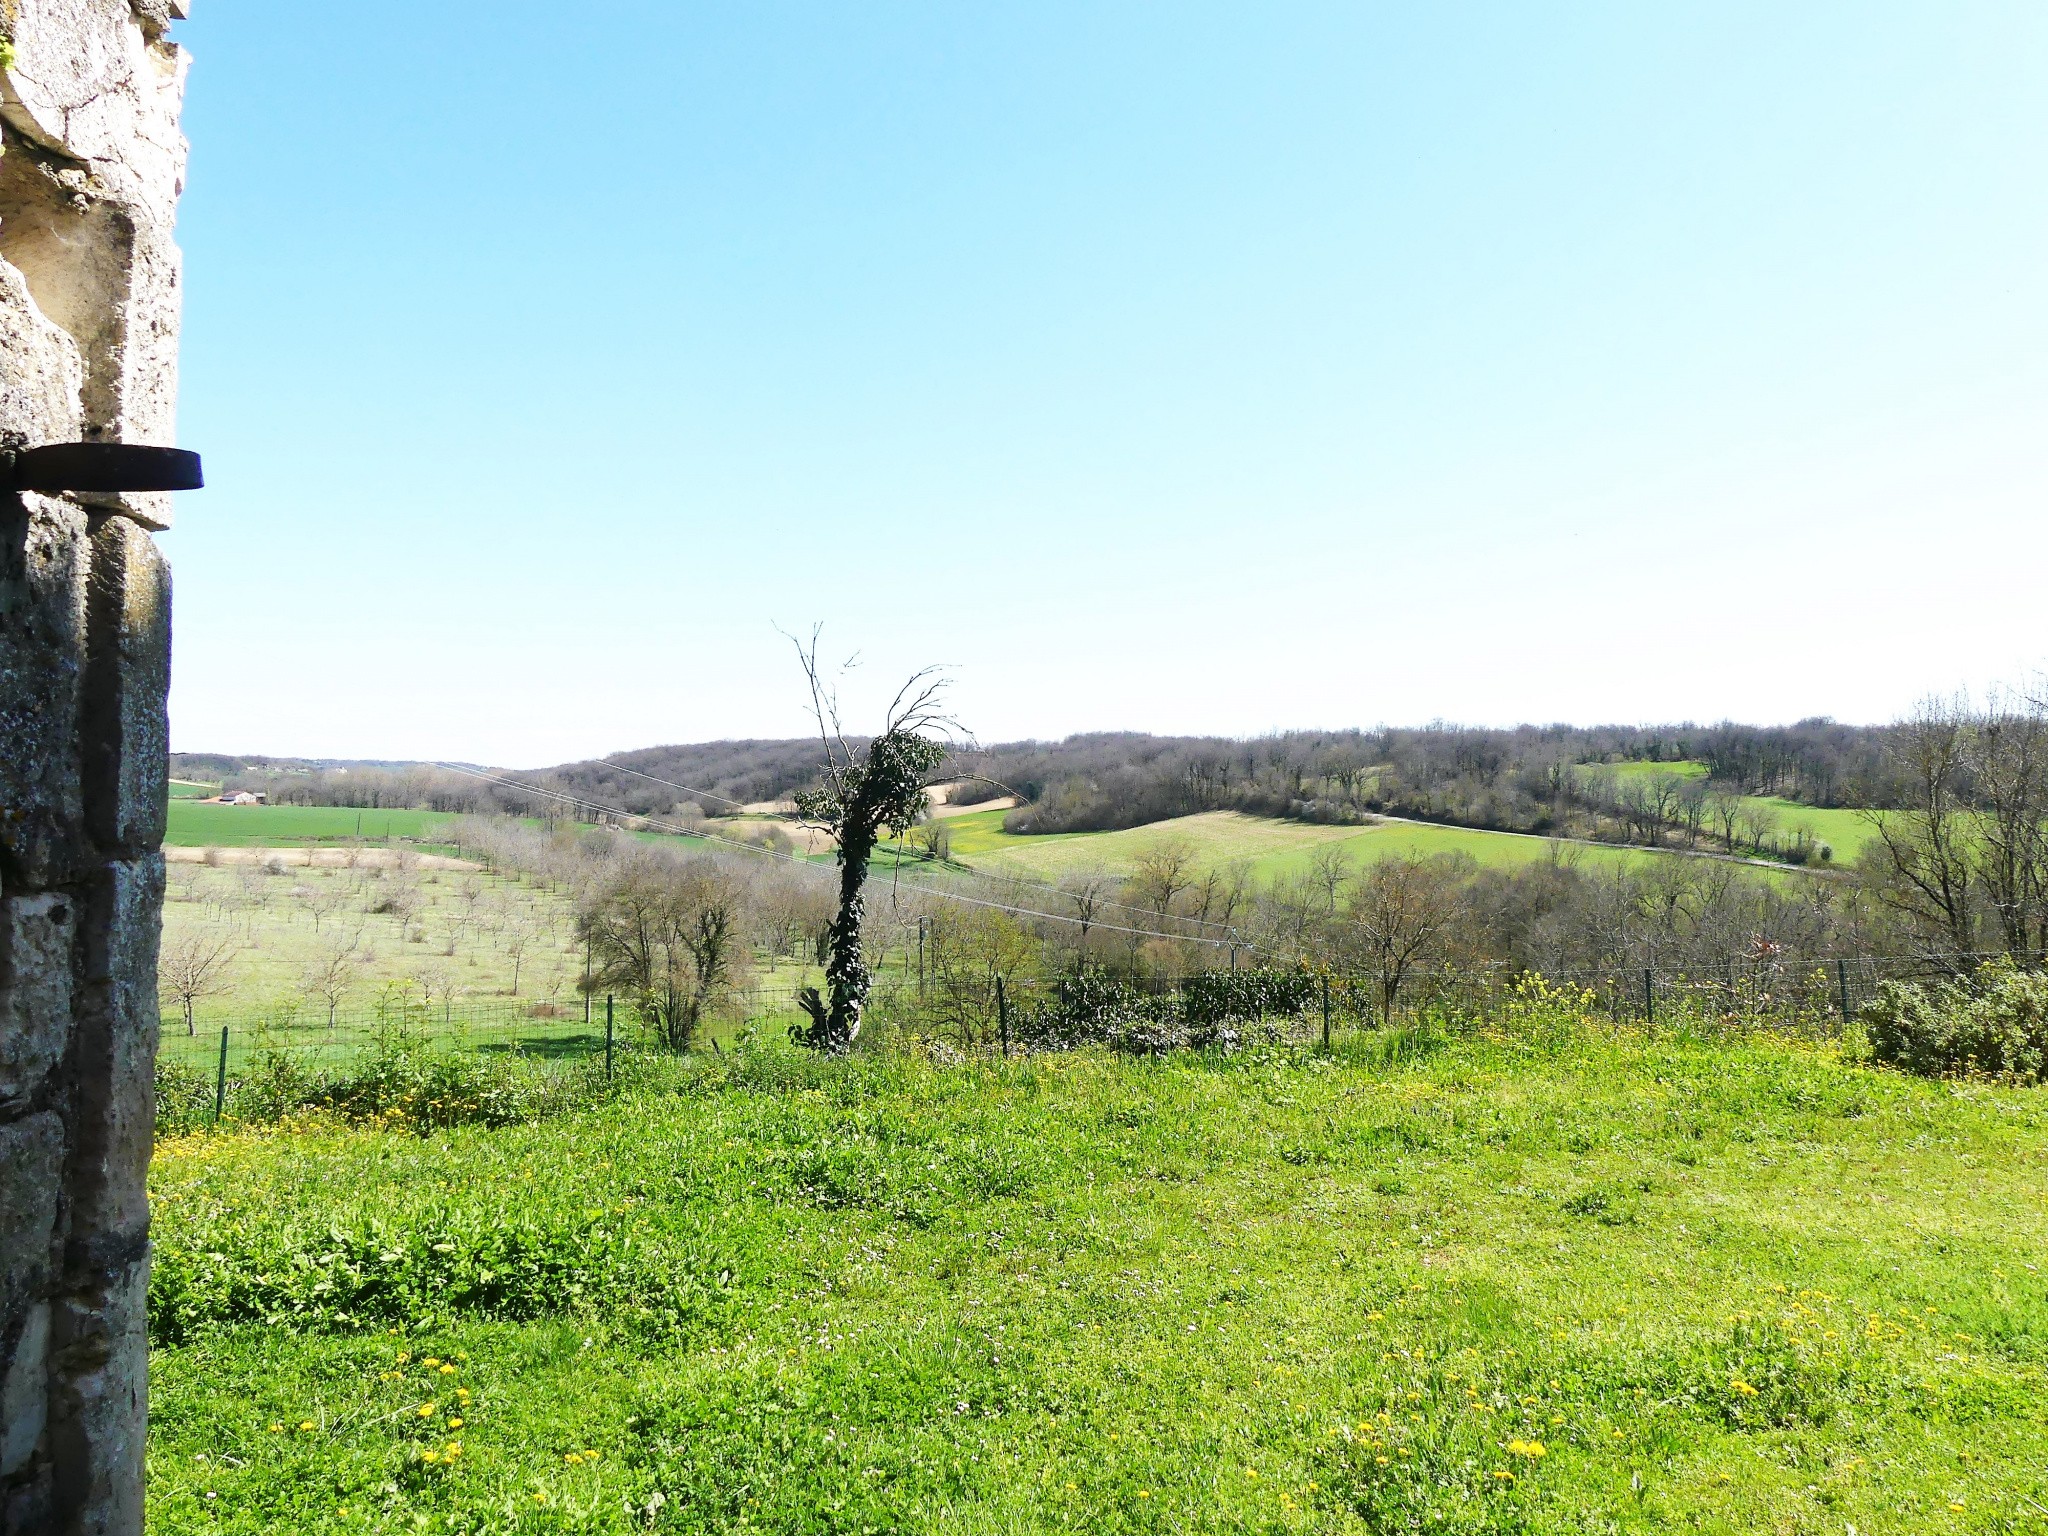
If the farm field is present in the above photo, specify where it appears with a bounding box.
[1596,761,1881,862]
[947,808,1689,884]
[165,799,461,848]
[1747,798,1880,862]
[156,859,837,1069]
[145,1020,2048,1532]
[157,861,586,1042]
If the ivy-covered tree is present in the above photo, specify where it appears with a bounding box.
[788,630,957,1052]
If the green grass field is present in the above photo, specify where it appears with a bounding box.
[1747,799,1880,863]
[158,862,586,1038]
[946,808,1687,884]
[169,778,221,799]
[1587,762,1882,863]
[145,1018,2048,1532]
[165,800,460,848]
[1599,760,1710,783]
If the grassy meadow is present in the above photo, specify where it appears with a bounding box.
[945,808,1686,885]
[146,1015,2048,1533]
[156,858,838,1070]
[1594,761,1881,863]
[166,799,462,849]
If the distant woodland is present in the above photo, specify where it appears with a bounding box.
[177,718,1890,853]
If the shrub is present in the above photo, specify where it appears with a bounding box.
[1009,974,1288,1055]
[154,1043,622,1138]
[1861,962,2048,1083]
[154,1059,218,1137]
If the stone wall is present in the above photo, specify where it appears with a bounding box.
[0,3,188,1532]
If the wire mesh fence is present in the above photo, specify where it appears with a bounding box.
[157,950,2010,1127]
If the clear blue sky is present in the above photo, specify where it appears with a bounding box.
[165,3,2048,765]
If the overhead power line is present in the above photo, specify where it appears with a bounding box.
[429,762,1263,955]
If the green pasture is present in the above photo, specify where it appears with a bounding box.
[1581,762,1882,862]
[165,800,459,848]
[1746,798,1881,862]
[146,1018,2048,1532]
[169,778,220,799]
[1596,759,1710,782]
[947,808,1686,884]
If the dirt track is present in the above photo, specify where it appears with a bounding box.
[163,846,479,871]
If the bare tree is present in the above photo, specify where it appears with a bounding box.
[160,932,237,1035]
[909,819,952,862]
[1706,791,1744,852]
[305,931,361,1028]
[787,629,959,1052]
[1337,855,1469,1024]
[579,858,751,1049]
[1674,782,1710,850]
[1863,697,1977,960]
[1128,835,1199,924]
[502,925,531,996]
[1059,868,1115,949]
[1735,803,1778,858]
[1305,843,1353,915]
[1971,692,2048,958]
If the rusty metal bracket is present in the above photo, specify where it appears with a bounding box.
[1,443,204,494]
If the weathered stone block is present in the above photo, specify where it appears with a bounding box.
[64,860,160,1262]
[0,263,84,448]
[1,1306,49,1478]
[1,1466,53,1536]
[0,496,90,887]
[46,1257,145,1536]
[0,1114,62,1330]
[0,894,75,1119]
[82,518,168,856]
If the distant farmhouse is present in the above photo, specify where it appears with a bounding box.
[216,790,268,805]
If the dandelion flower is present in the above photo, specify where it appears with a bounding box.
[447,1417,464,1429]
[439,1363,457,1375]
[417,1404,437,1419]
[298,1421,315,1432]
[1507,1440,1546,1459]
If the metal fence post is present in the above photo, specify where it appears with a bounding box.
[997,975,1009,1059]
[1321,975,1331,1051]
[605,994,615,1080]
[1643,967,1655,1027]
[1837,958,1850,1025]
[213,1026,229,1124]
